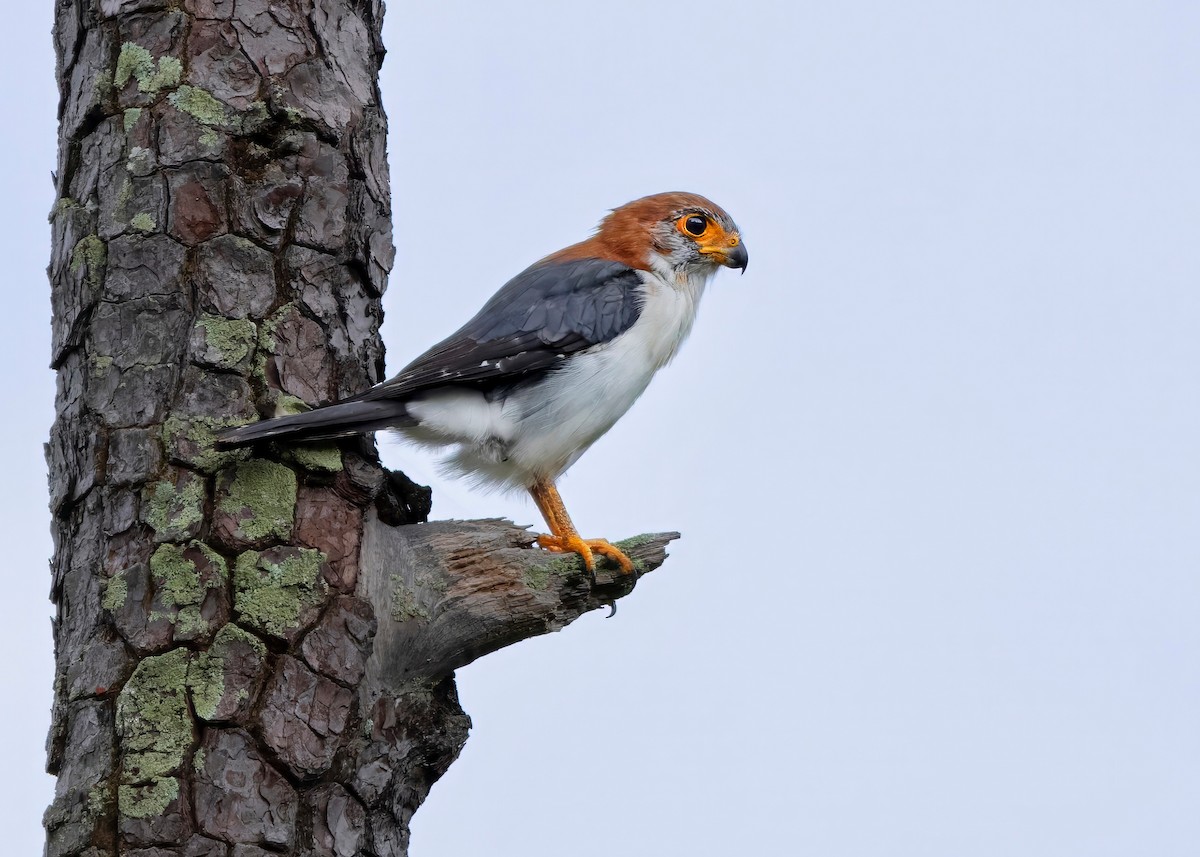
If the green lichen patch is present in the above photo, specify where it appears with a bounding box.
[168,84,227,126]
[70,235,106,287]
[523,564,551,591]
[612,535,657,574]
[217,459,297,543]
[614,534,656,550]
[169,84,267,133]
[283,443,343,474]
[118,777,180,820]
[273,393,311,416]
[234,547,328,641]
[114,43,152,88]
[93,65,114,102]
[544,554,585,577]
[90,354,114,376]
[522,535,658,589]
[86,783,114,821]
[195,315,256,369]
[54,197,81,216]
[116,648,193,788]
[129,212,157,232]
[116,176,133,210]
[240,100,269,131]
[187,651,225,723]
[162,414,249,473]
[391,584,430,622]
[103,573,129,613]
[416,568,449,593]
[114,43,181,94]
[541,538,656,577]
[257,305,287,352]
[187,622,266,722]
[145,475,206,542]
[148,56,182,91]
[123,107,143,132]
[252,304,293,386]
[149,542,228,638]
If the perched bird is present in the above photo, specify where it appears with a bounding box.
[218,192,747,573]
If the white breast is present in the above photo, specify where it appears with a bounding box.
[400,267,711,490]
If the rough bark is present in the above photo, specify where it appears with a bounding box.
[45,2,676,855]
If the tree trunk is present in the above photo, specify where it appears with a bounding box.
[45,2,676,855]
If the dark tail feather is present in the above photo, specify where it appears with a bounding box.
[215,400,412,449]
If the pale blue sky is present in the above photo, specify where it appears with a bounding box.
[4,2,1198,855]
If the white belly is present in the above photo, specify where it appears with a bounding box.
[399,269,708,489]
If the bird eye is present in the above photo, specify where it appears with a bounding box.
[682,215,708,237]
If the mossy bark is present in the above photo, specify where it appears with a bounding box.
[46,2,676,855]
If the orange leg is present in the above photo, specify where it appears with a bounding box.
[528,478,635,574]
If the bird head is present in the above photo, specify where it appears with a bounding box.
[559,192,748,277]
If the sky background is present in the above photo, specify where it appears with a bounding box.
[3,1,1199,855]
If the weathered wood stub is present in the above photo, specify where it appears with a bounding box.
[45,2,676,855]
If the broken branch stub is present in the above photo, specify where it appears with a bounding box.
[359,514,679,693]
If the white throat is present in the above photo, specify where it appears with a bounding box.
[638,254,714,369]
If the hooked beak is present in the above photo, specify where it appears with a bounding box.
[721,241,749,274]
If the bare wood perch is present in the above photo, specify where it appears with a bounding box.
[361,517,678,688]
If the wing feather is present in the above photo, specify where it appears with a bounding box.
[356,258,643,402]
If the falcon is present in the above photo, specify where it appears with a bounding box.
[218,192,747,573]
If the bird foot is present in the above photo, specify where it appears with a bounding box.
[535,533,635,575]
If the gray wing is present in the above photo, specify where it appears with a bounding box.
[216,258,643,448]
[355,257,644,401]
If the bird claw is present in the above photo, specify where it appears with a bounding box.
[535,533,635,575]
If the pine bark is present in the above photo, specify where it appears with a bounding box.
[45,2,675,855]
